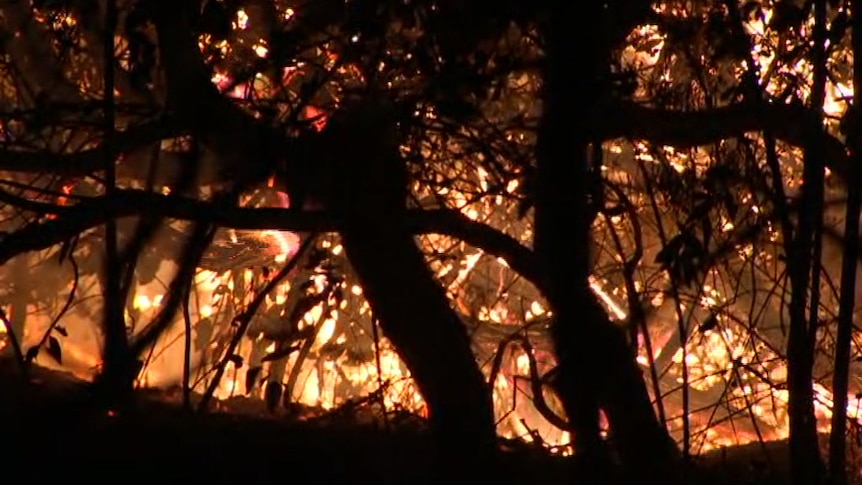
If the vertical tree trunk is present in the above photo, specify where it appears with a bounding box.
[341,223,498,472]
[328,101,498,475]
[535,3,679,481]
[828,2,862,482]
[534,3,605,469]
[99,0,133,403]
[786,1,827,483]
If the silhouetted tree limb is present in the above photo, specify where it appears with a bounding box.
[0,190,539,279]
[150,1,285,194]
[0,118,183,176]
[597,100,849,182]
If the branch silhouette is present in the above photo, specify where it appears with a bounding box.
[0,189,543,290]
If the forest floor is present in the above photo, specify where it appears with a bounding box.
[0,358,851,484]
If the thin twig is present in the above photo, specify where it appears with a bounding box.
[199,234,317,411]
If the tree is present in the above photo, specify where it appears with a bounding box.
[2,0,862,483]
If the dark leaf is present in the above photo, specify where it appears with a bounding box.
[289,295,324,323]
[698,314,719,333]
[53,326,68,337]
[245,366,262,395]
[299,279,316,292]
[46,337,62,364]
[305,247,329,270]
[701,217,712,250]
[320,342,346,359]
[197,0,233,40]
[227,354,243,368]
[602,204,627,217]
[640,37,664,53]
[724,194,739,219]
[655,234,685,268]
[687,200,712,224]
[25,346,39,363]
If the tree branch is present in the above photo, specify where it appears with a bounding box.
[0,118,183,176]
[598,101,849,181]
[0,190,544,291]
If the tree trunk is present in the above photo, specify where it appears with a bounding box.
[535,3,679,481]
[325,101,498,475]
[828,4,862,482]
[786,1,827,482]
[341,223,498,471]
[587,295,680,479]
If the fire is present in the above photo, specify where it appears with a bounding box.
[4,2,861,466]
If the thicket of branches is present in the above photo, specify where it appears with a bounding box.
[2,0,862,483]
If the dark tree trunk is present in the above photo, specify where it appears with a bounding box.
[341,223,498,470]
[535,2,679,481]
[587,296,679,479]
[323,101,498,475]
[786,1,827,483]
[828,4,862,482]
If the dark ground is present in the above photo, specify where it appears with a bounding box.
[0,358,821,484]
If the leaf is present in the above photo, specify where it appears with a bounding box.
[53,326,68,337]
[227,354,243,368]
[25,346,39,363]
[701,217,712,250]
[197,0,233,40]
[288,295,324,323]
[723,193,739,219]
[245,366,262,395]
[46,337,62,364]
[305,248,329,270]
[320,342,346,359]
[654,234,685,268]
[698,314,719,333]
[655,232,706,287]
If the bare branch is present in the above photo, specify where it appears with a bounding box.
[0,118,183,176]
[598,101,849,181]
[0,189,544,291]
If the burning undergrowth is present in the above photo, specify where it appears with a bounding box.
[1,162,862,468]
